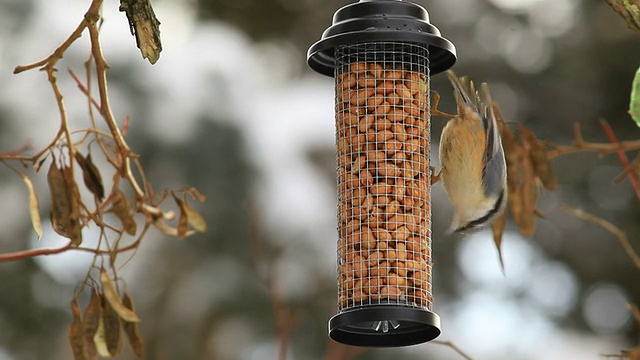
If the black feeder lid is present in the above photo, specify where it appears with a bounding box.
[329,306,441,347]
[307,0,457,77]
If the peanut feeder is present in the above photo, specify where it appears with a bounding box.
[307,0,456,347]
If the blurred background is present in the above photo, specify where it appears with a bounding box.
[0,0,639,359]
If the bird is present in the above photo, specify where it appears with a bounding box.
[434,70,508,233]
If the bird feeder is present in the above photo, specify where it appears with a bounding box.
[307,0,456,347]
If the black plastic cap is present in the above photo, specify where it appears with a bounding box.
[329,306,441,347]
[307,0,456,77]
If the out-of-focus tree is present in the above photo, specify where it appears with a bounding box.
[0,0,639,359]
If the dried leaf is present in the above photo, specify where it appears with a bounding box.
[48,159,82,245]
[82,290,102,360]
[152,218,195,238]
[184,204,207,233]
[508,167,524,230]
[75,152,105,200]
[100,268,140,322]
[61,164,83,245]
[491,211,507,274]
[93,315,111,358]
[520,126,557,191]
[19,172,42,239]
[519,138,538,238]
[122,292,144,358]
[111,188,136,235]
[48,160,71,238]
[495,105,522,192]
[173,195,207,234]
[173,196,189,239]
[68,298,85,360]
[102,294,122,357]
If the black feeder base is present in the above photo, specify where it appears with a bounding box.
[329,306,441,347]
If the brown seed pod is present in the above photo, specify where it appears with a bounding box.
[494,106,522,193]
[82,289,102,359]
[519,136,538,238]
[68,298,86,360]
[100,268,140,323]
[102,294,122,356]
[519,125,557,191]
[122,293,144,358]
[111,187,137,235]
[47,159,82,245]
[75,152,105,200]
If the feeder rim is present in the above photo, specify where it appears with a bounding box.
[307,30,456,77]
[328,306,441,347]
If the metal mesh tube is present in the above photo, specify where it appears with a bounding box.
[334,42,433,313]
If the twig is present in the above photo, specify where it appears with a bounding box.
[547,122,640,159]
[614,152,640,184]
[560,205,640,270]
[603,0,640,35]
[0,242,72,262]
[87,14,146,201]
[247,202,299,360]
[0,233,144,263]
[12,0,99,75]
[68,68,101,110]
[599,119,640,202]
[432,340,475,360]
[0,143,32,157]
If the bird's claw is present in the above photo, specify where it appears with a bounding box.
[431,91,455,119]
[430,166,442,185]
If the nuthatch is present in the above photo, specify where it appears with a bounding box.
[436,71,507,233]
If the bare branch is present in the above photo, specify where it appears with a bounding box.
[432,340,475,360]
[547,122,640,159]
[560,205,640,270]
[603,0,640,35]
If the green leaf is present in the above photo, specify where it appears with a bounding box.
[629,65,640,126]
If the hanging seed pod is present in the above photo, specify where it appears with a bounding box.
[102,294,123,357]
[111,187,137,235]
[48,159,82,245]
[122,292,145,358]
[82,289,102,359]
[75,152,105,200]
[520,125,557,191]
[68,298,86,360]
[100,268,140,323]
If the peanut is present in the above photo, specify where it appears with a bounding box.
[335,63,433,310]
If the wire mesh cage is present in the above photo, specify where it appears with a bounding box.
[307,0,456,348]
[335,41,432,310]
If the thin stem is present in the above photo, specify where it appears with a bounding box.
[432,340,474,360]
[560,205,640,270]
[547,122,640,159]
[0,242,72,262]
[12,0,99,75]
[599,119,640,201]
[86,14,145,201]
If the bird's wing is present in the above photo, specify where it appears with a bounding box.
[479,82,506,195]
